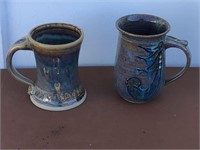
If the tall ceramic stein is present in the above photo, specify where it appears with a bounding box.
[114,14,191,103]
[7,23,87,111]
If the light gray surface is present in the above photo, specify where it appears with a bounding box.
[0,0,199,68]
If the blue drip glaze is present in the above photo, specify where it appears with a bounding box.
[126,41,164,101]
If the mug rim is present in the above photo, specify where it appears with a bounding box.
[116,14,171,38]
[27,23,84,51]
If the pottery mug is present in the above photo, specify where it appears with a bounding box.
[6,23,87,111]
[114,14,191,103]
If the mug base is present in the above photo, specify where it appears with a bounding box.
[119,94,154,104]
[30,91,87,111]
[123,97,152,104]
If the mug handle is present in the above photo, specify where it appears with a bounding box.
[6,36,34,86]
[164,35,191,85]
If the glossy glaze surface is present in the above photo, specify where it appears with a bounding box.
[114,14,191,103]
[7,23,86,111]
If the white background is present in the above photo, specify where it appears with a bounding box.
[0,0,199,68]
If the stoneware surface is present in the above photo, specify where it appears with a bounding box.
[114,14,191,103]
[6,23,87,111]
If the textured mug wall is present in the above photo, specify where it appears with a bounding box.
[0,0,199,68]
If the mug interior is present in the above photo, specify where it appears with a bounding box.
[117,14,170,36]
[31,24,80,45]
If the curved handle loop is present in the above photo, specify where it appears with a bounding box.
[6,37,34,86]
[164,35,191,85]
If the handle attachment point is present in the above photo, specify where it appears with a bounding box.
[6,36,34,86]
[164,35,191,85]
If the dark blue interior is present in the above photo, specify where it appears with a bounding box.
[120,19,166,35]
[118,15,168,36]
[33,28,79,45]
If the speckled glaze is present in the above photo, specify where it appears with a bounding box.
[114,14,191,103]
[7,23,87,111]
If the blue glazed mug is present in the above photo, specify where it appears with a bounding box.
[6,23,87,111]
[114,14,191,103]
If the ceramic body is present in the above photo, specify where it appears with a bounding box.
[114,14,191,103]
[7,23,87,111]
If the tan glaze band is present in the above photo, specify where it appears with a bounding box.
[28,23,84,55]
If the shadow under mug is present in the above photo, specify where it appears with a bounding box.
[114,14,191,103]
[6,23,87,111]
